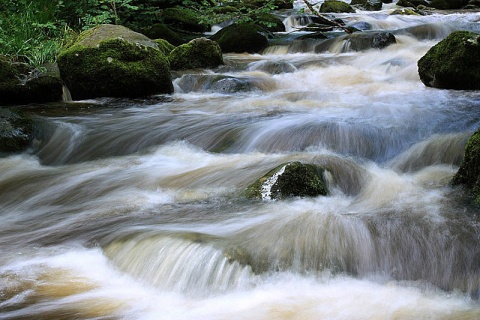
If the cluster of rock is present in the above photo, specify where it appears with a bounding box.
[1,1,480,204]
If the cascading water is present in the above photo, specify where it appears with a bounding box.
[1,2,480,319]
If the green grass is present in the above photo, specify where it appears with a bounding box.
[0,1,71,67]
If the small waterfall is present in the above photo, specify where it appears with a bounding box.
[62,85,72,102]
[104,233,254,295]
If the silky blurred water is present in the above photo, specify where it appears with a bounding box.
[1,3,480,319]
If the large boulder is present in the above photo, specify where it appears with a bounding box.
[320,0,356,13]
[0,108,35,154]
[245,162,328,200]
[452,129,480,203]
[418,31,480,90]
[169,37,223,70]
[210,23,269,53]
[57,24,173,100]
[0,58,63,105]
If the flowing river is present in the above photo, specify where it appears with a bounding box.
[1,2,480,319]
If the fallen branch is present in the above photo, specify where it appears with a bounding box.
[302,0,353,34]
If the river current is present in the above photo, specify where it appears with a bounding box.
[1,2,480,319]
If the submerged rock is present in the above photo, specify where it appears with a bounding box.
[57,24,173,100]
[0,108,35,154]
[0,58,63,105]
[315,32,396,52]
[452,129,480,203]
[245,162,328,200]
[247,60,297,74]
[176,74,269,93]
[169,37,223,70]
[210,23,269,53]
[418,31,480,90]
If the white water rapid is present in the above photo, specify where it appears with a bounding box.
[1,2,480,319]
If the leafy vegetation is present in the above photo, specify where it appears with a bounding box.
[0,0,290,67]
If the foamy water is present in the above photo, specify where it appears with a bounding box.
[1,4,480,319]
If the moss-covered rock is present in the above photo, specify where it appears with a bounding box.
[169,37,223,70]
[162,7,210,33]
[245,162,328,200]
[320,0,356,13]
[210,23,269,53]
[138,23,186,46]
[350,0,383,10]
[0,58,63,105]
[154,39,176,56]
[418,31,480,90]
[57,24,173,100]
[452,129,480,203]
[0,108,35,154]
[390,8,421,15]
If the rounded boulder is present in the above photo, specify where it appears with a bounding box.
[245,162,329,200]
[169,37,223,70]
[418,31,480,90]
[57,24,173,100]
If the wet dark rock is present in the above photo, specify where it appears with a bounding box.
[169,38,223,70]
[210,23,270,53]
[176,74,263,93]
[396,0,429,7]
[245,162,328,200]
[428,0,469,9]
[0,58,63,105]
[350,0,383,11]
[162,7,210,33]
[418,31,480,90]
[315,32,396,53]
[138,23,186,46]
[320,0,356,13]
[57,24,173,100]
[0,108,35,154]
[347,21,373,31]
[452,129,480,204]
[247,60,297,74]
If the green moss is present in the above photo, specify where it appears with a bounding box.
[452,129,480,203]
[169,38,223,70]
[320,0,355,13]
[418,31,480,90]
[58,38,173,100]
[154,39,176,56]
[246,162,328,200]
